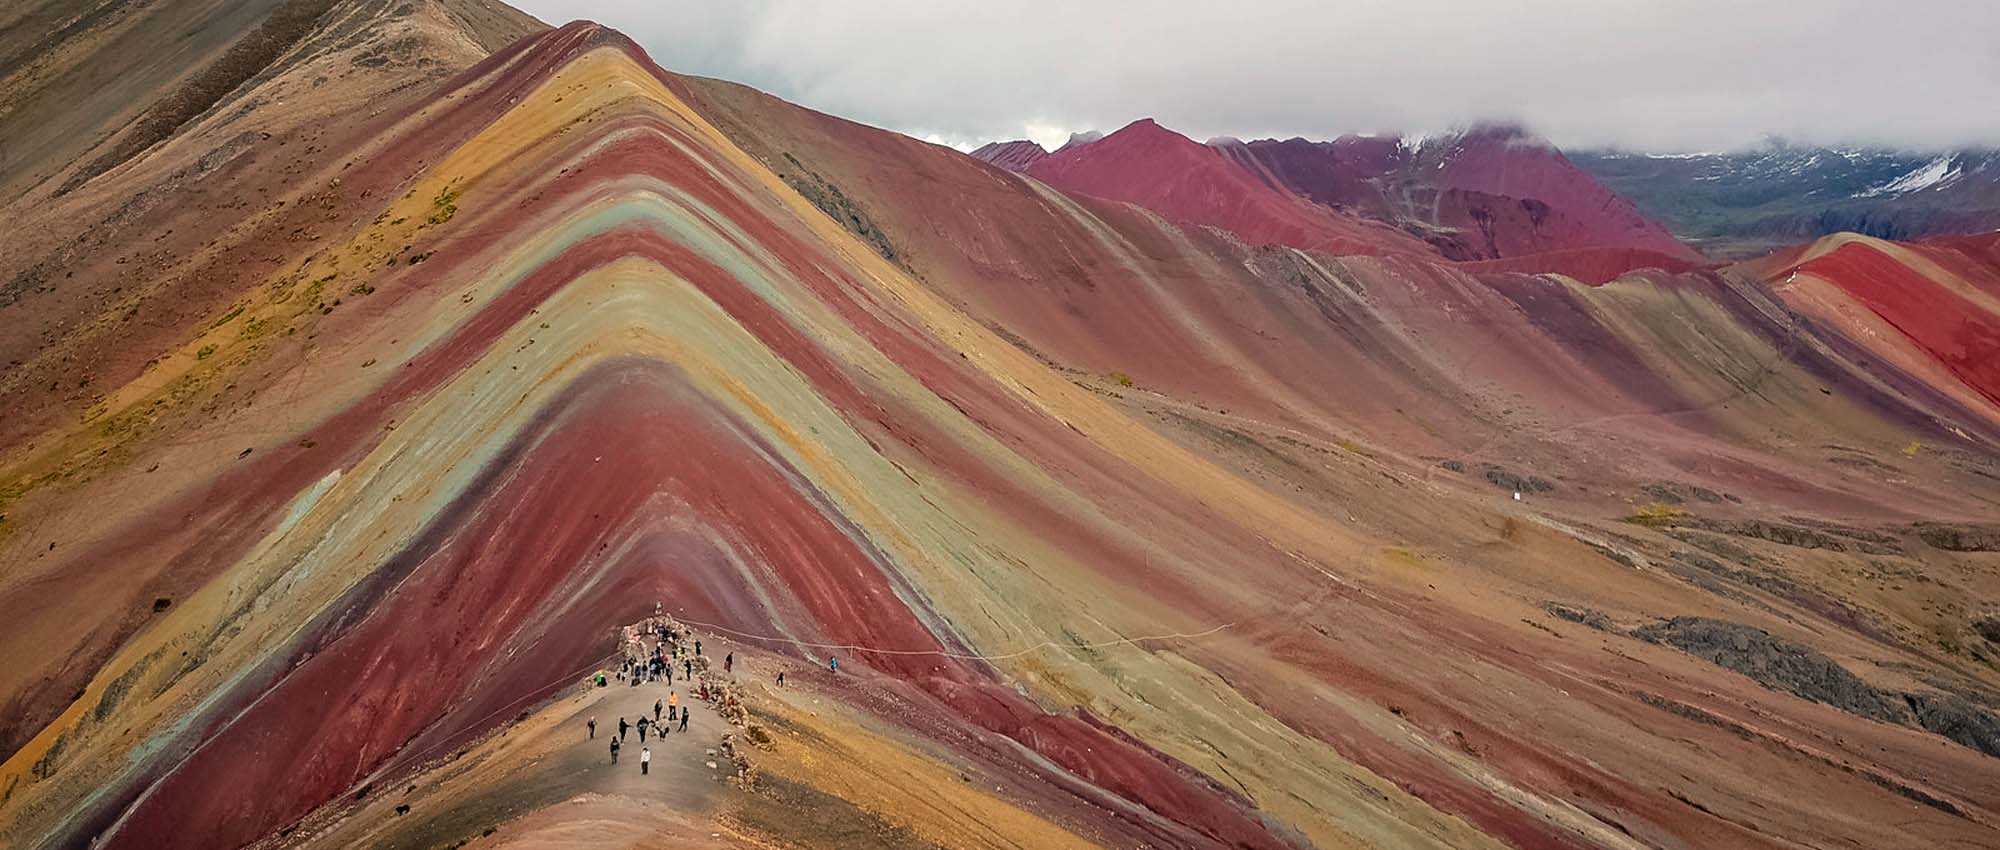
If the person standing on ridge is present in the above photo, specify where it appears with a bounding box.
[610,737,621,763]
[678,706,689,732]
[668,690,679,720]
[683,659,692,679]
[654,699,662,721]
[587,717,597,739]
[695,639,703,657]
[640,746,651,775]
[724,652,733,673]
[637,716,649,742]
[829,656,839,673]
[618,716,629,741]
[776,671,786,686]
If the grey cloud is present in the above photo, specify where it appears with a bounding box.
[519,0,2000,152]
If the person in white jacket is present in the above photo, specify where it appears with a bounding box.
[640,747,651,775]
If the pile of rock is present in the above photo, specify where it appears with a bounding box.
[713,734,754,786]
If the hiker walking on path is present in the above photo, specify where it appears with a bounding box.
[587,717,597,739]
[683,659,692,679]
[724,652,733,673]
[654,699,662,721]
[637,716,649,742]
[610,737,621,763]
[678,707,689,732]
[618,717,629,740]
[776,671,786,686]
[695,639,703,656]
[640,747,651,775]
[669,690,679,720]
[829,656,839,673]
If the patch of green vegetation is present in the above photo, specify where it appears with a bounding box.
[240,316,274,341]
[1383,547,1427,568]
[195,344,218,361]
[1625,502,1688,529]
[1108,371,1134,387]
[208,306,245,329]
[427,184,461,226]
[349,283,375,296]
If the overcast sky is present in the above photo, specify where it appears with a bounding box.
[517,0,2000,153]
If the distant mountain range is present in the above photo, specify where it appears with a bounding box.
[976,120,1700,281]
[979,127,2000,264]
[1570,144,2000,258]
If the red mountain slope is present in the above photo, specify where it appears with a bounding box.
[1773,233,2000,408]
[1434,125,1700,261]
[1213,125,1700,278]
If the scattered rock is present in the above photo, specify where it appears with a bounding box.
[1540,601,1615,631]
[1481,464,1553,493]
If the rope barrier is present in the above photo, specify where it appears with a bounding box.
[669,615,1237,662]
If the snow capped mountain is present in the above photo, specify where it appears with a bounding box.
[1857,153,1964,197]
[1573,143,2000,256]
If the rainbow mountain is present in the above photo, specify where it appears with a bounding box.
[1,11,1999,850]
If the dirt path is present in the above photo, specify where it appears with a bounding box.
[577,679,732,805]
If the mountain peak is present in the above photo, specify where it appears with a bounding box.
[1056,130,1105,152]
[1109,117,1174,138]
[969,139,1050,172]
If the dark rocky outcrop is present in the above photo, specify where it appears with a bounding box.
[1904,692,2000,758]
[1633,616,1910,723]
[1481,463,1553,493]
[1911,523,2000,552]
[1975,614,2000,645]
[1636,616,2000,758]
[1680,518,1849,551]
[1641,482,1732,505]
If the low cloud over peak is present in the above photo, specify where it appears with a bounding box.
[526,0,2000,153]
